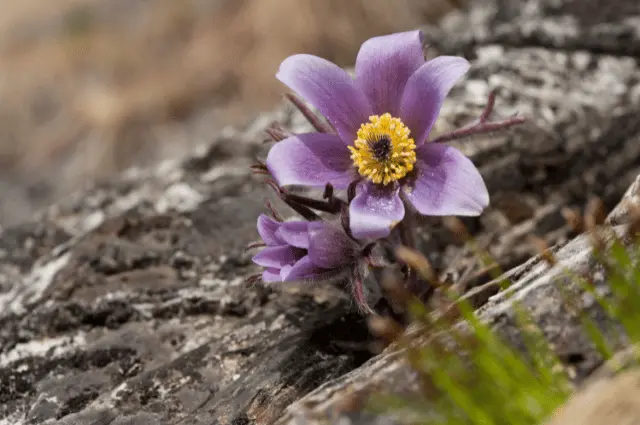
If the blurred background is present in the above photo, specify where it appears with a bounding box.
[0,0,462,226]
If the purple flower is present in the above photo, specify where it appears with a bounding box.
[251,214,357,282]
[266,30,489,240]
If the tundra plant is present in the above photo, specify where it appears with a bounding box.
[248,30,524,313]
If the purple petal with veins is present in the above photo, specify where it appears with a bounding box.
[308,223,356,269]
[403,143,489,216]
[355,30,425,116]
[266,133,355,189]
[252,245,305,269]
[349,182,405,240]
[399,56,470,146]
[276,54,373,143]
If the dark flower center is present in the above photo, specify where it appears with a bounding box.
[368,134,392,161]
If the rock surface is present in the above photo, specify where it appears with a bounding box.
[547,367,640,425]
[1,0,640,424]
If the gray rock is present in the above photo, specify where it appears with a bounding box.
[1,0,640,424]
[546,368,640,425]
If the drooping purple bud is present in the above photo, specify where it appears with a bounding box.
[251,214,357,283]
[307,222,356,269]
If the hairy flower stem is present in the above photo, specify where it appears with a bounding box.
[429,91,526,145]
[396,210,420,295]
[281,199,320,221]
[250,161,269,175]
[245,273,264,285]
[266,180,343,216]
[264,122,292,142]
[285,93,336,134]
[264,182,318,221]
[245,241,267,251]
[340,205,355,240]
[361,242,393,268]
[352,266,375,314]
[263,199,283,222]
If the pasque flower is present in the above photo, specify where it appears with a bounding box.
[251,214,358,282]
[266,30,489,240]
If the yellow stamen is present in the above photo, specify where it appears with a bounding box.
[348,113,417,185]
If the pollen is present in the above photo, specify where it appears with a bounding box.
[348,113,417,185]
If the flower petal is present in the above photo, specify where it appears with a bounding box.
[266,133,355,189]
[349,182,405,240]
[277,221,311,249]
[355,30,425,116]
[280,265,293,280]
[257,214,284,246]
[262,268,282,283]
[283,256,324,281]
[307,223,356,269]
[252,246,305,269]
[277,54,373,142]
[402,143,489,216]
[399,56,470,145]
